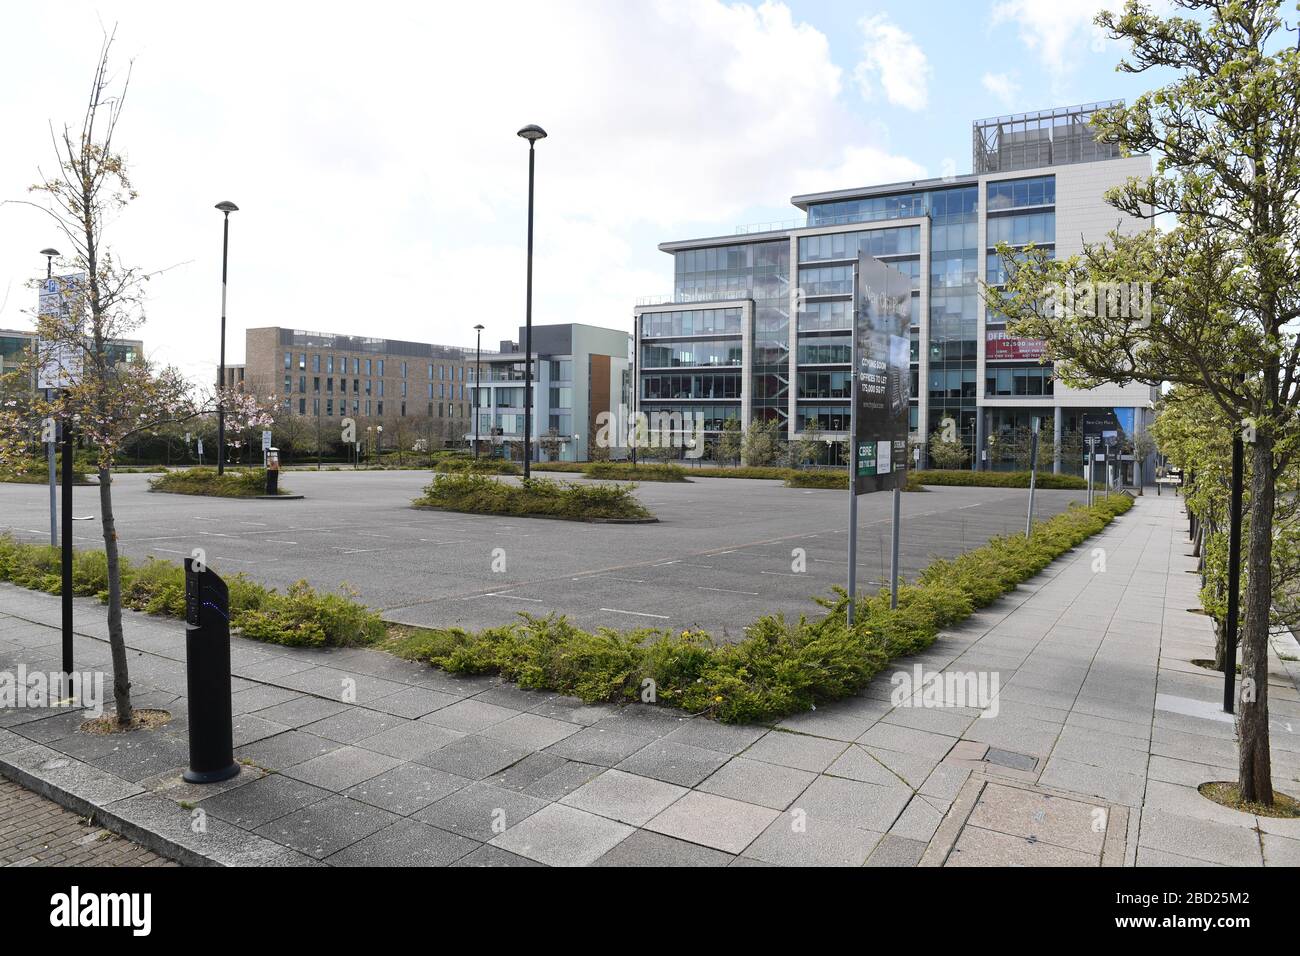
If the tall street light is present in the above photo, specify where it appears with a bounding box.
[473,324,485,460]
[517,123,546,480]
[215,201,238,475]
[41,248,59,280]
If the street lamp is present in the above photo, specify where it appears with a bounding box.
[215,201,238,475]
[473,324,485,460]
[517,123,546,480]
[40,248,59,280]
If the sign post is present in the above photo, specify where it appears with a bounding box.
[1025,415,1041,537]
[847,254,912,623]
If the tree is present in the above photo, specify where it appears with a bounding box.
[539,427,563,462]
[717,418,742,466]
[0,35,270,726]
[1132,428,1157,493]
[988,0,1300,803]
[793,420,824,468]
[927,430,968,470]
[742,417,782,466]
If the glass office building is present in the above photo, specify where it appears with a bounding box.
[634,101,1157,474]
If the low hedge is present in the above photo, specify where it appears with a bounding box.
[413,473,653,521]
[387,495,1134,723]
[148,468,292,497]
[433,457,521,476]
[582,462,689,482]
[0,534,382,648]
[1,455,92,485]
[785,471,926,492]
[913,469,1086,490]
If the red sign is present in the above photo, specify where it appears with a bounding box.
[986,330,1047,361]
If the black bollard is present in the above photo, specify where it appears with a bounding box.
[183,558,239,784]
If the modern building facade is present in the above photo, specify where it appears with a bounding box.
[634,101,1157,474]
[238,327,480,450]
[469,323,631,463]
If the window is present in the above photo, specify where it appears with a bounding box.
[327,356,334,374]
[313,377,320,393]
[365,358,372,375]
[401,362,407,378]
[326,399,333,416]
[986,175,1056,212]
[313,355,321,373]
[299,353,306,369]
[298,398,305,414]
[284,352,291,369]
[284,375,292,393]
[299,375,306,393]
[326,377,333,393]
[378,359,385,376]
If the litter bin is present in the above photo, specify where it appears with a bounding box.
[183,558,239,784]
[264,447,280,496]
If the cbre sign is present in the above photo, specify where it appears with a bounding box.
[852,253,911,494]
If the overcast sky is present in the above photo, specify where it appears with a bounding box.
[0,0,1168,384]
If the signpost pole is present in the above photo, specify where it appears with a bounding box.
[1025,415,1040,538]
[846,265,859,627]
[60,399,73,695]
[889,483,900,610]
[47,389,57,546]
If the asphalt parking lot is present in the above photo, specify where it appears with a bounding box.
[0,470,1088,638]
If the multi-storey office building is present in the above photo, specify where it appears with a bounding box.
[634,102,1157,475]
[238,327,481,450]
[469,323,631,463]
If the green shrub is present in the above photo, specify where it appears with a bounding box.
[583,462,689,482]
[912,469,1086,490]
[432,456,520,476]
[414,473,653,521]
[784,470,848,489]
[0,533,380,648]
[148,467,291,497]
[0,454,92,485]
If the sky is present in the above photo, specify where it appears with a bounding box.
[0,0,1174,385]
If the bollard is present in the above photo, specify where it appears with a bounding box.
[183,558,239,784]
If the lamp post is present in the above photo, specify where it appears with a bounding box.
[473,324,485,460]
[517,123,546,480]
[39,248,60,547]
[215,201,238,475]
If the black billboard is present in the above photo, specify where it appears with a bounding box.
[852,254,912,494]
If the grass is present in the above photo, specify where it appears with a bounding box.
[0,534,382,648]
[413,472,654,521]
[912,469,1087,490]
[148,467,293,497]
[1199,781,1300,818]
[384,495,1134,723]
[0,492,1134,726]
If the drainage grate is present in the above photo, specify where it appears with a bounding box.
[983,747,1039,772]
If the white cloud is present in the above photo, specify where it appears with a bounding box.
[989,0,1113,93]
[981,72,1021,110]
[853,14,931,112]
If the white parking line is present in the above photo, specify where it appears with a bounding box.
[760,570,800,577]
[599,607,670,619]
[697,586,759,595]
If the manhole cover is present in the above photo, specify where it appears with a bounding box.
[984,748,1038,772]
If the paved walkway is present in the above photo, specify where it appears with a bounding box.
[1,493,1298,866]
[0,777,175,867]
